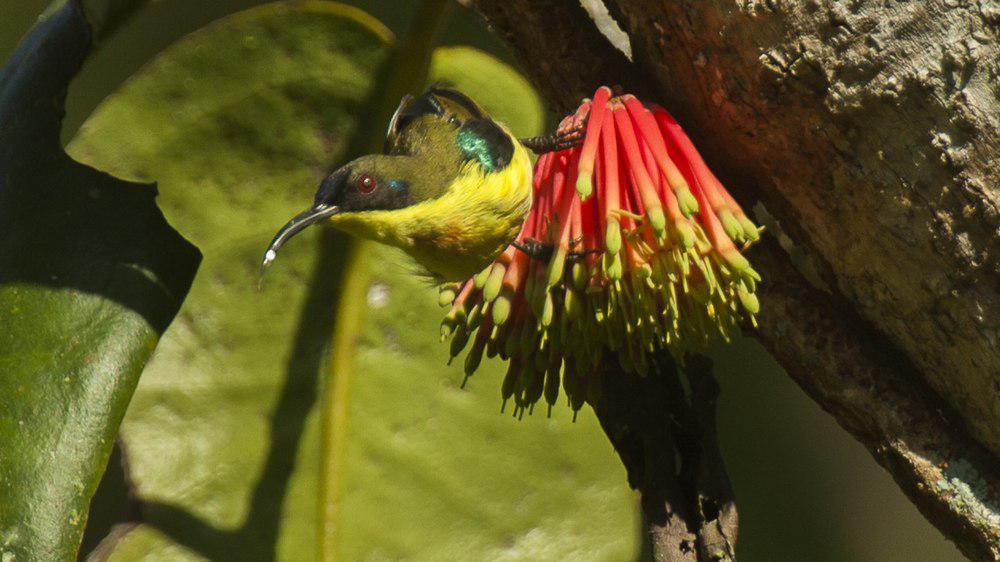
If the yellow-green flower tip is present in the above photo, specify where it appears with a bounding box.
[605,253,623,280]
[440,322,453,341]
[674,220,695,250]
[723,249,751,272]
[528,287,545,320]
[637,263,653,279]
[648,207,667,237]
[483,264,506,302]
[720,209,744,242]
[678,188,699,217]
[737,283,760,314]
[564,288,584,320]
[492,294,512,325]
[571,262,588,290]
[563,287,575,313]
[473,267,491,290]
[605,222,622,255]
[576,175,593,200]
[739,216,761,242]
[540,292,555,327]
[466,302,483,327]
[523,272,539,305]
[546,247,568,289]
[438,288,456,308]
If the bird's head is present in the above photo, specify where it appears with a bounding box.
[261,153,431,271]
[261,87,531,282]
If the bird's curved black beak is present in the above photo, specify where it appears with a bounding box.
[260,203,341,276]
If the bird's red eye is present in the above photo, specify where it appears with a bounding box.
[357,174,376,193]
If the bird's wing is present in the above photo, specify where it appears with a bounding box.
[385,88,515,174]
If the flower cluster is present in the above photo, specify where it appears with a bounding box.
[440,86,760,416]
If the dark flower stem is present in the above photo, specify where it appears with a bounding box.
[590,354,737,562]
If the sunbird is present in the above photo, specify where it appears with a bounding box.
[261,87,580,282]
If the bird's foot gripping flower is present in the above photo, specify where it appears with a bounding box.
[440,87,761,417]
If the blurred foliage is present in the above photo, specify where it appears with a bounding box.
[0,2,199,559]
[67,3,634,560]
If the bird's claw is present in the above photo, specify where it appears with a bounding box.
[512,237,602,262]
[519,124,586,155]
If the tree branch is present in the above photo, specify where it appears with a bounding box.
[684,356,738,562]
[591,355,737,562]
[754,237,1000,561]
[471,1,1000,559]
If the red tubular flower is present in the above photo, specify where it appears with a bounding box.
[441,87,761,416]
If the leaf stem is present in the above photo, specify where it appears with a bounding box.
[317,238,371,562]
[316,2,450,560]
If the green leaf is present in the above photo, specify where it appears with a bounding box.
[427,46,546,139]
[0,2,200,560]
[67,3,636,560]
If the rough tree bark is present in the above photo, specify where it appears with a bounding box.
[470,1,999,560]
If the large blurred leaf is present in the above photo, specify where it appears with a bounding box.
[68,2,637,560]
[0,2,199,560]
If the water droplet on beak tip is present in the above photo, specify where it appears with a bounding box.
[258,249,279,291]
